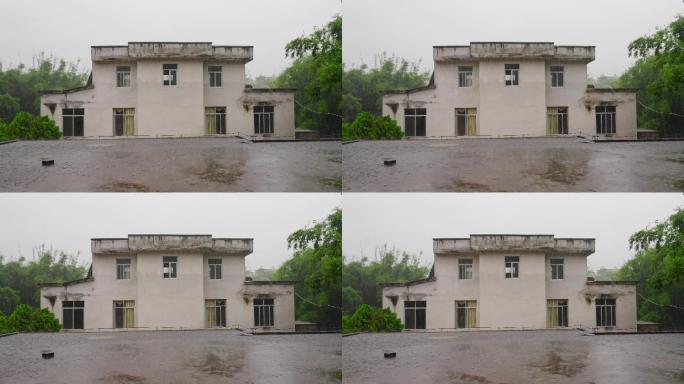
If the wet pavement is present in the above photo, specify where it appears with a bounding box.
[0,138,341,192]
[0,331,341,384]
[342,330,684,384]
[342,138,684,192]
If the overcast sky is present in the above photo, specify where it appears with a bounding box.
[344,0,683,77]
[0,193,340,270]
[343,193,684,271]
[0,0,340,77]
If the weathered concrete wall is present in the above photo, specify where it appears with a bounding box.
[583,90,638,138]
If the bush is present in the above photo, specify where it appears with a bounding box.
[342,112,404,141]
[0,313,12,334]
[342,304,404,333]
[6,304,61,333]
[0,112,62,140]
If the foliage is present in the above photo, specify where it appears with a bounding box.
[273,16,341,137]
[5,304,61,333]
[615,207,684,329]
[0,247,87,311]
[342,246,429,315]
[343,54,430,122]
[0,286,20,315]
[0,53,88,120]
[0,111,62,140]
[0,93,20,122]
[273,208,342,329]
[342,304,403,334]
[615,14,684,136]
[0,313,11,334]
[342,112,403,141]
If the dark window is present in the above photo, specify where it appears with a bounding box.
[550,258,564,280]
[208,66,222,87]
[596,298,616,327]
[113,300,135,328]
[163,64,177,86]
[404,300,426,329]
[404,108,426,137]
[458,66,473,87]
[116,258,131,280]
[548,299,568,327]
[113,108,135,136]
[163,256,177,278]
[62,301,84,329]
[254,298,274,327]
[116,66,131,87]
[505,64,519,86]
[62,108,84,137]
[505,256,519,278]
[206,107,227,135]
[596,105,616,134]
[455,108,477,136]
[550,66,564,87]
[206,299,226,327]
[254,105,274,134]
[208,258,222,279]
[547,107,569,135]
[456,300,477,328]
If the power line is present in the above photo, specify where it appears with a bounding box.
[295,291,342,310]
[637,100,684,119]
[638,292,684,311]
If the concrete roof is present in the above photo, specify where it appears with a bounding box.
[91,234,253,255]
[434,42,595,62]
[433,234,595,256]
[91,42,253,63]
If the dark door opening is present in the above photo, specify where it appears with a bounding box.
[62,301,84,329]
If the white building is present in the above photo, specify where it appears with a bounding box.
[40,235,295,331]
[382,235,637,331]
[382,42,638,138]
[40,42,295,138]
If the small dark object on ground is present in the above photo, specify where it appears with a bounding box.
[384,351,396,359]
[42,159,55,166]
[383,158,396,166]
[42,350,54,359]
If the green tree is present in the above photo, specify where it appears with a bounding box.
[342,112,404,141]
[616,207,684,329]
[343,246,429,315]
[0,286,20,315]
[273,208,342,329]
[0,93,20,122]
[6,304,61,333]
[616,14,684,136]
[342,304,403,334]
[273,16,342,137]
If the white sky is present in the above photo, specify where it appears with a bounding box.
[0,0,341,77]
[343,193,684,271]
[343,0,684,77]
[0,193,341,270]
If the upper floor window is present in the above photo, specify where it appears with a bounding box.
[458,258,473,280]
[505,64,519,86]
[550,258,564,279]
[116,66,131,87]
[254,105,274,135]
[596,298,616,327]
[116,258,131,280]
[163,64,177,86]
[505,256,519,278]
[596,105,616,135]
[458,66,473,87]
[208,66,222,88]
[550,66,564,87]
[208,258,222,279]
[163,256,177,278]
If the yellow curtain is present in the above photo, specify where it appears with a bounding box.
[206,300,217,327]
[547,108,559,135]
[206,108,217,135]
[124,109,135,136]
[547,300,559,327]
[467,109,477,136]
[124,300,135,328]
[467,301,477,328]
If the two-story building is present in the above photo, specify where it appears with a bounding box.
[39,235,296,331]
[40,42,295,138]
[382,235,637,331]
[383,42,638,138]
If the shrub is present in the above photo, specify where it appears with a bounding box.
[6,304,61,333]
[0,313,12,334]
[342,112,404,141]
[0,112,62,140]
[342,304,404,333]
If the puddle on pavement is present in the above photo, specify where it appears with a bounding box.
[531,149,588,185]
[99,373,147,383]
[325,368,342,382]
[448,178,491,192]
[529,350,587,378]
[197,158,244,184]
[99,181,154,192]
[195,351,245,378]
[320,176,342,190]
[448,371,494,384]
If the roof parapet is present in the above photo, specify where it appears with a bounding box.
[434,42,595,63]
[433,235,595,256]
[91,235,253,255]
[92,42,253,63]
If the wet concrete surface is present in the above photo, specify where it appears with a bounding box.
[0,138,341,192]
[342,330,684,384]
[0,331,341,384]
[342,138,684,192]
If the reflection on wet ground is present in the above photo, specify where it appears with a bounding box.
[342,330,684,384]
[342,138,684,191]
[0,331,341,384]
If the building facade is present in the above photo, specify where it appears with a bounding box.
[382,235,637,331]
[40,42,295,138]
[383,42,638,138]
[40,235,295,331]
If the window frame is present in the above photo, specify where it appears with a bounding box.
[116,258,131,280]
[205,107,227,135]
[162,64,178,86]
[113,300,135,328]
[596,105,617,135]
[550,258,564,280]
[62,108,85,137]
[547,107,569,135]
[404,300,427,330]
[113,108,135,136]
[596,297,617,327]
[547,299,569,327]
[205,299,226,327]
[404,108,427,137]
[253,105,275,135]
[458,258,473,280]
[458,66,473,87]
[116,66,131,88]
[208,258,222,280]
[455,300,477,328]
[550,65,564,88]
[505,256,520,279]
[163,256,177,279]
[254,298,274,327]
[505,64,520,86]
[62,300,85,330]
[208,66,223,88]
